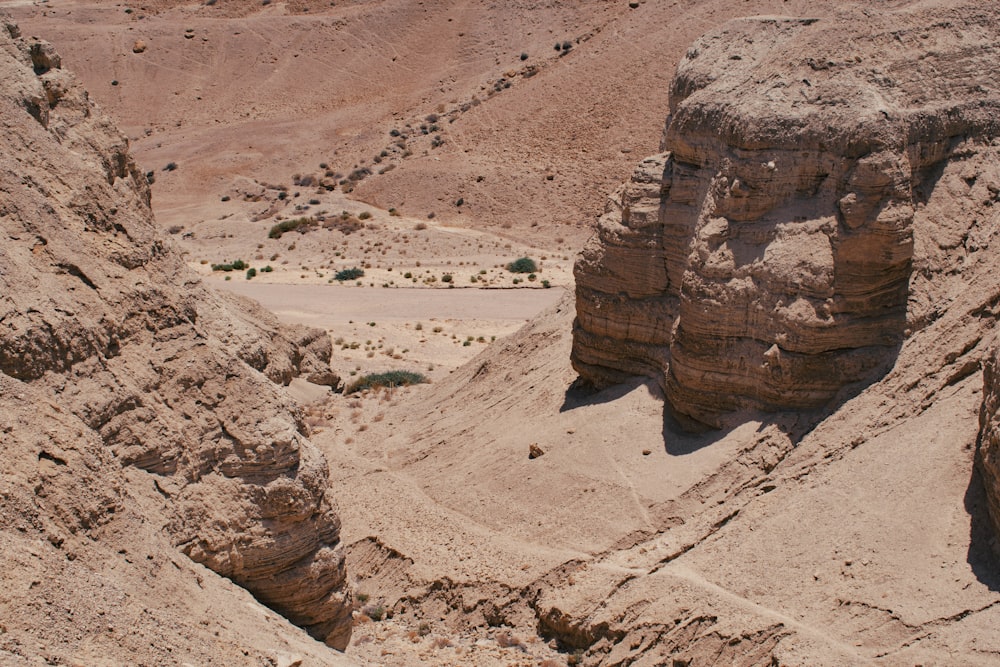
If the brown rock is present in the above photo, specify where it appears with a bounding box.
[0,27,351,651]
[132,39,146,53]
[573,5,1000,428]
[529,443,545,459]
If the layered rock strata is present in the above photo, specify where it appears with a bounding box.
[573,7,1000,428]
[0,23,351,649]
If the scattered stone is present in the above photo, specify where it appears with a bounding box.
[528,444,544,459]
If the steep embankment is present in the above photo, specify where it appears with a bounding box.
[0,22,354,664]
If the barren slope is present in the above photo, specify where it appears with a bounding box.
[9,0,892,248]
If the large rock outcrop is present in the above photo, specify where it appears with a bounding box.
[0,21,352,654]
[573,5,1000,429]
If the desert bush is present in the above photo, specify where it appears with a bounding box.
[335,267,365,281]
[211,259,247,272]
[495,631,526,650]
[441,273,453,283]
[506,257,537,273]
[163,162,178,172]
[269,216,316,239]
[542,279,551,288]
[323,215,363,234]
[261,265,273,273]
[358,211,372,220]
[345,370,428,393]
[246,267,257,279]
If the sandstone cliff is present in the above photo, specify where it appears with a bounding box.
[0,21,352,660]
[573,5,1000,429]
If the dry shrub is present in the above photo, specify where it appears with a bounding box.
[431,636,453,649]
[495,630,526,650]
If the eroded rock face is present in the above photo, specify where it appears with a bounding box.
[573,7,1000,428]
[0,23,351,649]
[979,349,1000,544]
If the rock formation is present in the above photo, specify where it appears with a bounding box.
[573,5,1000,429]
[0,20,351,653]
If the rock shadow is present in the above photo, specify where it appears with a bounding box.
[661,398,729,456]
[965,464,1000,592]
[559,375,652,412]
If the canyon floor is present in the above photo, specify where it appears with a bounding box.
[6,0,1000,665]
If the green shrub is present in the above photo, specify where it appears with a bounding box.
[246,267,257,279]
[335,267,365,281]
[506,257,537,273]
[358,211,372,220]
[441,273,453,283]
[345,370,429,393]
[261,265,274,273]
[541,279,551,288]
[211,259,247,272]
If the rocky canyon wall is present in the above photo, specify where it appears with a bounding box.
[0,22,352,651]
[573,6,1000,429]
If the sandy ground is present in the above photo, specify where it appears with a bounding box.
[220,280,564,381]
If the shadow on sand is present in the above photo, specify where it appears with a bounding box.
[965,464,1000,592]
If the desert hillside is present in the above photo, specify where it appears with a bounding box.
[0,20,354,665]
[4,0,1000,666]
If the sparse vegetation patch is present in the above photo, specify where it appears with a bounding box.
[345,370,429,393]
